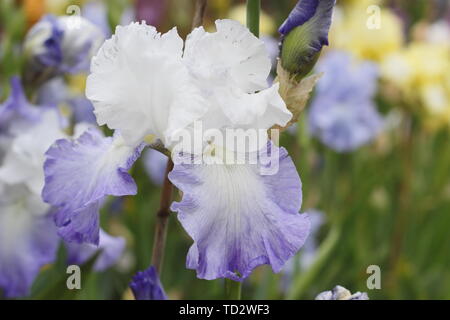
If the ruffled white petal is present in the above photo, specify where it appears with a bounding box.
[86,22,208,147]
[184,19,272,93]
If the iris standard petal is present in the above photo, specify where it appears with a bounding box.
[86,22,208,147]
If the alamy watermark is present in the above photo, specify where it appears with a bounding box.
[366,265,381,290]
[66,265,81,290]
[169,121,282,176]
[366,5,382,30]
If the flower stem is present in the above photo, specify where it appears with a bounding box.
[150,0,208,276]
[225,279,242,300]
[151,159,174,274]
[246,0,260,37]
[192,0,208,29]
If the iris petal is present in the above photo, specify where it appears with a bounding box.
[42,128,144,244]
[169,143,310,281]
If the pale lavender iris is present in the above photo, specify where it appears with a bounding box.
[169,143,310,281]
[65,229,125,271]
[308,51,383,152]
[130,266,167,300]
[0,80,60,297]
[42,128,145,245]
[0,200,58,298]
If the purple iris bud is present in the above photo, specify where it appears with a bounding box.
[279,0,336,77]
[130,266,168,300]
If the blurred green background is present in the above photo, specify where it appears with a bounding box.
[1,0,450,300]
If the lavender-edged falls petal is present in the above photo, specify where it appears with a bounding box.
[42,128,144,245]
[169,144,310,281]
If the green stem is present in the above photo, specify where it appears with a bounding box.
[246,0,260,37]
[225,279,242,300]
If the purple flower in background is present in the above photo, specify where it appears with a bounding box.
[308,51,383,152]
[136,0,168,27]
[66,229,125,271]
[23,14,104,85]
[0,187,58,298]
[0,85,66,297]
[143,148,168,186]
[130,266,167,300]
[26,15,63,68]
[0,77,41,136]
[37,77,96,124]
[82,0,112,37]
[279,0,336,76]
[82,0,136,38]
[315,285,369,300]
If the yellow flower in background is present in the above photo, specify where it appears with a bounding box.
[228,4,276,35]
[421,86,450,130]
[329,2,404,62]
[381,40,450,129]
